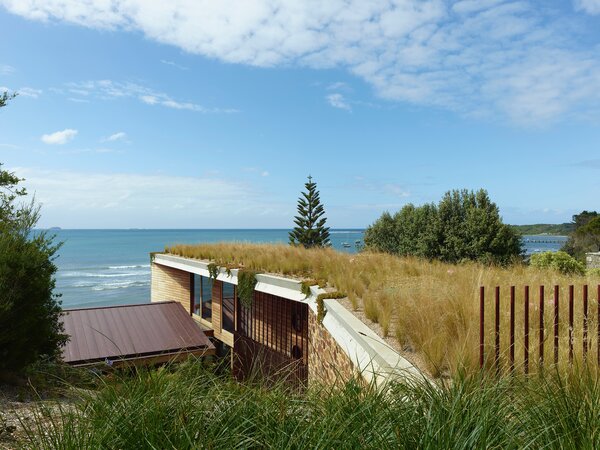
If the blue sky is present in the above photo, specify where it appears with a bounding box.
[0,0,599,228]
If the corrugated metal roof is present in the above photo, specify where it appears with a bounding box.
[61,301,214,366]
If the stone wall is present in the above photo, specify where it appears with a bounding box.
[308,308,355,386]
[151,262,191,313]
[586,252,600,269]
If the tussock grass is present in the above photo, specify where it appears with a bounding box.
[20,360,600,449]
[166,243,600,377]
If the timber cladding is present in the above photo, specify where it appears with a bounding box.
[234,291,309,386]
[150,260,356,387]
[151,263,192,312]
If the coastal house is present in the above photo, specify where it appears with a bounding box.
[150,252,420,387]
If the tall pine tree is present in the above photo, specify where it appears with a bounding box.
[289,176,331,248]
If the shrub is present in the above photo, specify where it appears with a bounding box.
[365,189,522,264]
[562,211,599,259]
[530,251,585,275]
[0,165,67,373]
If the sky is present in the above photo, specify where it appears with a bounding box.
[0,0,599,229]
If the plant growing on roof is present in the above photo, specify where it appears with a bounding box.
[237,269,258,308]
[207,263,219,281]
[289,175,331,249]
[301,279,327,298]
[315,291,346,324]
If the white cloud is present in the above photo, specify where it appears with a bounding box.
[383,184,411,198]
[353,177,412,199]
[3,1,600,123]
[103,131,127,142]
[139,94,159,105]
[65,80,238,113]
[327,81,350,91]
[243,167,270,177]
[0,86,41,98]
[326,93,351,111]
[0,64,15,75]
[12,167,289,228]
[68,97,89,103]
[574,0,600,14]
[160,59,188,70]
[41,128,78,145]
[18,87,42,98]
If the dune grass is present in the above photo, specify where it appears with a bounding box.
[19,359,600,449]
[165,243,600,377]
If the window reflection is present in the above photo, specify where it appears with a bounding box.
[222,281,235,332]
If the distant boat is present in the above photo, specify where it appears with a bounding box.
[342,242,351,248]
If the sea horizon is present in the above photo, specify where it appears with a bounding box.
[50,229,568,310]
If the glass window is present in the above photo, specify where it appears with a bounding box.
[193,274,201,315]
[193,274,212,320]
[222,282,235,333]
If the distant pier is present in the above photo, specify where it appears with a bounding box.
[522,237,566,244]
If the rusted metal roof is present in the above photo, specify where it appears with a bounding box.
[61,301,215,367]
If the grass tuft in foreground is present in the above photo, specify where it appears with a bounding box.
[19,360,600,449]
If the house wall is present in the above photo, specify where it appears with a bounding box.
[234,291,309,386]
[150,255,412,389]
[210,280,235,347]
[586,252,600,269]
[307,308,355,386]
[151,262,191,313]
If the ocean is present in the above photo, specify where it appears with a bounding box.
[50,229,567,309]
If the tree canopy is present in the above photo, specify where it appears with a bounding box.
[289,176,331,248]
[0,90,17,109]
[364,189,522,264]
[562,211,600,259]
[0,96,67,374]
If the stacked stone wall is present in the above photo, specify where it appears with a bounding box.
[308,308,355,386]
[586,252,600,269]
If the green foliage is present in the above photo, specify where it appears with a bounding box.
[300,279,327,298]
[510,223,574,235]
[563,211,600,259]
[20,362,600,449]
[316,296,326,323]
[301,280,313,298]
[289,175,331,248]
[573,210,599,229]
[0,164,67,373]
[530,251,586,275]
[364,189,522,264]
[587,268,600,277]
[316,291,347,301]
[207,263,219,280]
[315,291,346,324]
[237,269,257,308]
[0,90,17,109]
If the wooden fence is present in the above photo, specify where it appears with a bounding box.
[480,285,600,374]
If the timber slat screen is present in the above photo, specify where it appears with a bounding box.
[235,291,308,386]
[480,285,600,374]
